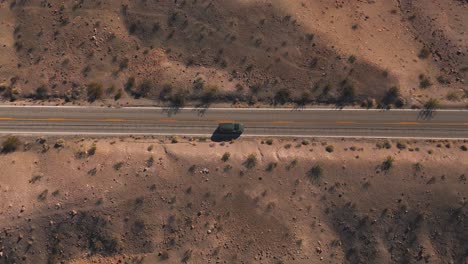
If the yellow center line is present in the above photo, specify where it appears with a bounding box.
[0,117,466,126]
[336,121,357,125]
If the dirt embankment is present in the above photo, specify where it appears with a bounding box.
[0,0,466,108]
[0,136,466,263]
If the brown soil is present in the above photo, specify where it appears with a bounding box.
[0,0,466,107]
[0,136,466,263]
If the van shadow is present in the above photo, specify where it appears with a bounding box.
[210,128,242,142]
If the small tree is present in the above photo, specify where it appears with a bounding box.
[2,136,20,153]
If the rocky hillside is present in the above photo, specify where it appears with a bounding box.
[0,0,466,107]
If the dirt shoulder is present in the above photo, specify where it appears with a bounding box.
[0,136,466,263]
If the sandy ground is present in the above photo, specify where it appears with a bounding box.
[0,0,466,108]
[0,136,466,263]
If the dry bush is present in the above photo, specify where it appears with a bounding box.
[221,152,230,162]
[2,136,20,153]
[87,82,103,102]
[244,154,257,169]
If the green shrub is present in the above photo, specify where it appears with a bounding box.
[2,137,20,153]
[382,86,401,105]
[221,152,231,162]
[113,162,124,171]
[396,141,407,150]
[424,98,439,110]
[35,85,48,100]
[169,89,187,108]
[274,88,291,105]
[244,154,257,169]
[124,77,135,92]
[193,77,205,90]
[418,47,430,59]
[419,74,432,89]
[437,76,449,85]
[325,145,334,153]
[87,82,103,102]
[348,55,357,64]
[266,162,277,172]
[446,92,459,101]
[87,144,97,156]
[307,165,323,182]
[201,85,219,103]
[301,139,310,146]
[265,138,273,145]
[381,156,394,171]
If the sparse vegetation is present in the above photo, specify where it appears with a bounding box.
[87,144,97,156]
[307,165,323,183]
[424,98,440,110]
[419,74,432,89]
[396,141,407,150]
[265,138,273,145]
[2,136,20,153]
[348,55,357,64]
[325,145,334,153]
[113,162,124,171]
[87,82,103,102]
[266,162,278,172]
[244,154,257,169]
[382,86,403,107]
[381,156,394,171]
[418,47,430,59]
[274,88,291,105]
[221,152,231,162]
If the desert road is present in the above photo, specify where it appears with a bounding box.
[0,106,466,139]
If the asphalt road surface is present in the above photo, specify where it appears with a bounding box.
[0,106,467,139]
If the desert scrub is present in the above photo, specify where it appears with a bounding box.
[424,98,439,110]
[376,140,392,149]
[418,47,430,59]
[325,145,334,153]
[86,82,103,102]
[381,156,394,171]
[396,141,407,150]
[221,152,231,162]
[244,154,257,169]
[419,74,432,89]
[2,136,20,153]
[266,162,277,172]
[113,162,124,171]
[265,138,273,145]
[307,165,323,183]
[87,144,97,156]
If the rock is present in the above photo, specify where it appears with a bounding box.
[201,168,210,174]
[207,229,212,234]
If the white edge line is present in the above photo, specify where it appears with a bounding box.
[0,131,466,140]
[0,105,467,112]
